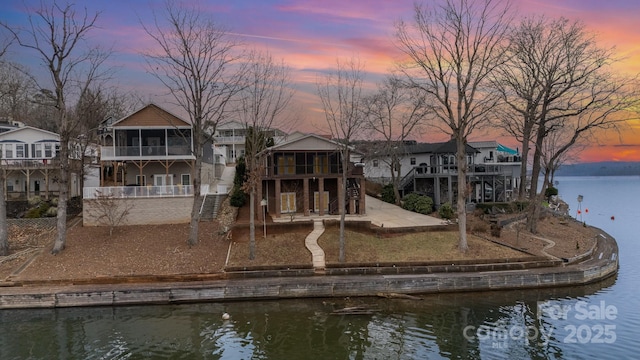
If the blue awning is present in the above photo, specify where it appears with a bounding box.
[497,143,518,155]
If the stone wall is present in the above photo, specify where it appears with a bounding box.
[83,197,193,226]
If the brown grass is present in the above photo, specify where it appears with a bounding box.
[226,231,312,267]
[319,228,529,264]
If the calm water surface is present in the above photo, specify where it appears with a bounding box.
[1,176,638,359]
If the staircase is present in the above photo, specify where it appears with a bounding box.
[199,194,226,221]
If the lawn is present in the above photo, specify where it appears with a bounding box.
[319,228,529,264]
[226,227,529,268]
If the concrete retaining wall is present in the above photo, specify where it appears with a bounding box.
[0,256,617,309]
[83,197,193,226]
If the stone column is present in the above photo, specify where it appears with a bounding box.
[257,181,263,222]
[274,178,281,218]
[318,178,325,216]
[303,178,310,216]
[359,178,366,214]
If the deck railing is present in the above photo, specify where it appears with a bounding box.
[83,185,195,199]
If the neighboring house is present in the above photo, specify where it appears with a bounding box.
[98,103,195,188]
[364,139,522,206]
[0,125,80,200]
[84,103,198,226]
[258,133,366,220]
[213,120,287,164]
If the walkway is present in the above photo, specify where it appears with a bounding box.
[305,220,326,270]
[364,196,444,227]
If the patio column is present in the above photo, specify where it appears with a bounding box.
[257,181,263,222]
[274,178,281,218]
[338,179,344,215]
[318,178,325,216]
[303,178,309,216]
[359,178,366,214]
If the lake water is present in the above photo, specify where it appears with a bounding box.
[0,176,638,359]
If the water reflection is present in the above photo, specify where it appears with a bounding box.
[0,276,616,359]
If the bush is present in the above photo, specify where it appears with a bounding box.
[46,207,57,217]
[490,223,502,237]
[24,202,51,218]
[28,196,42,206]
[229,188,247,207]
[439,202,455,219]
[381,184,396,204]
[234,157,247,187]
[401,193,433,215]
[545,186,558,198]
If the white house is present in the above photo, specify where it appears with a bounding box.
[363,139,522,205]
[213,121,288,164]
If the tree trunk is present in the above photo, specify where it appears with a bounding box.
[52,140,69,254]
[456,138,468,253]
[339,152,348,263]
[518,137,530,199]
[249,188,256,260]
[526,128,545,234]
[188,156,203,246]
[392,159,402,205]
[0,168,7,256]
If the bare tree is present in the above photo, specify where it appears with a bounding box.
[239,50,294,260]
[143,0,244,246]
[317,57,367,263]
[85,191,133,237]
[395,0,512,252]
[494,16,640,232]
[0,36,11,256]
[539,126,585,190]
[364,76,430,204]
[0,61,34,124]
[3,1,111,254]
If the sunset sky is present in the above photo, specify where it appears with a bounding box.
[2,0,639,163]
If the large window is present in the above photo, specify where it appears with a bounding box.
[33,144,43,158]
[136,175,146,186]
[44,143,53,157]
[181,174,190,186]
[16,144,25,158]
[5,144,13,159]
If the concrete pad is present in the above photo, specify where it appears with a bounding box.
[363,195,445,228]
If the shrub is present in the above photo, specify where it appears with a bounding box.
[545,186,558,198]
[471,221,489,233]
[46,207,57,217]
[234,157,247,187]
[490,224,502,237]
[439,202,455,219]
[381,184,396,204]
[28,196,42,206]
[401,193,433,214]
[25,202,51,218]
[229,188,247,207]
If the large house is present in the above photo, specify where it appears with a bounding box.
[257,134,366,220]
[0,125,81,200]
[98,103,196,188]
[363,139,521,206]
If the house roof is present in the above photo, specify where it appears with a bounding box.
[0,126,60,140]
[406,139,479,155]
[112,103,190,128]
[263,133,362,155]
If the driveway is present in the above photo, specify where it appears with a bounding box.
[363,195,444,228]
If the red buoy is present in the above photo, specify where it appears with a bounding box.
[611,216,615,221]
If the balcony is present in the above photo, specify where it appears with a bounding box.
[101,145,194,160]
[84,185,195,199]
[413,164,514,177]
[213,135,245,145]
[1,158,59,170]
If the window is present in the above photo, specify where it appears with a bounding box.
[136,175,146,186]
[277,154,295,175]
[314,154,328,174]
[410,157,416,165]
[181,174,190,185]
[44,144,52,157]
[33,144,43,158]
[5,144,13,158]
[16,144,24,158]
[373,159,379,167]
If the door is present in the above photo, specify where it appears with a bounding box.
[280,192,296,213]
[314,191,329,213]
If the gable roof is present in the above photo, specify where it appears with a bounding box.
[112,103,190,128]
[262,133,361,155]
[0,126,60,140]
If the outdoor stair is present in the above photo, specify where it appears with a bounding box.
[200,194,226,221]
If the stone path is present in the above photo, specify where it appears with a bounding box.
[305,220,326,270]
